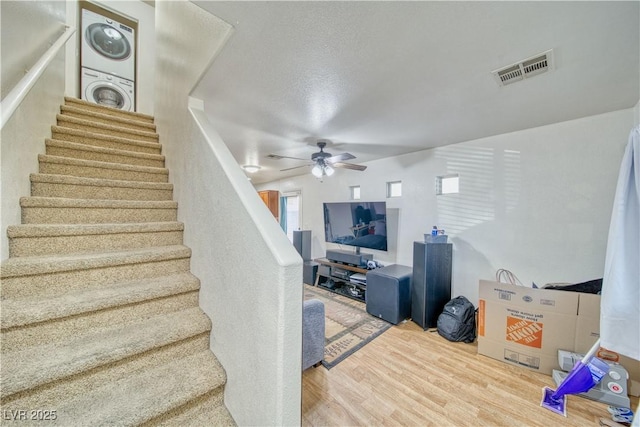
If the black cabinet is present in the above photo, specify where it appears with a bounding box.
[411,242,452,329]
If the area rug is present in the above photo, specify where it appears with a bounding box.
[304,284,392,369]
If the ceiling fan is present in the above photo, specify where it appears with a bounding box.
[267,140,367,177]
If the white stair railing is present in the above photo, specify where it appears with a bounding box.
[1,25,76,129]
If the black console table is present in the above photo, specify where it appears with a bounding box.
[313,258,369,302]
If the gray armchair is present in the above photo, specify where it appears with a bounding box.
[302,299,325,370]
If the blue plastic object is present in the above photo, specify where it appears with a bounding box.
[541,339,609,416]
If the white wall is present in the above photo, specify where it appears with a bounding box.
[65,0,156,115]
[1,1,67,261]
[1,1,66,99]
[155,2,302,425]
[258,108,635,304]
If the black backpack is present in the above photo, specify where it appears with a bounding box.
[437,296,476,343]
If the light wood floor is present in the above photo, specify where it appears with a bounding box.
[302,319,638,426]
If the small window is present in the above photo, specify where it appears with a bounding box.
[387,181,402,198]
[350,185,361,200]
[436,174,459,195]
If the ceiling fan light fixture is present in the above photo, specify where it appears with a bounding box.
[311,164,323,177]
[242,164,261,173]
[270,140,364,176]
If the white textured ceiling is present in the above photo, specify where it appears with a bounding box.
[192,1,640,185]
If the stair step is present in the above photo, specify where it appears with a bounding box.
[1,273,200,352]
[30,173,173,203]
[0,308,212,400]
[56,115,159,143]
[51,126,161,155]
[2,334,210,412]
[1,245,191,299]
[45,139,165,168]
[39,154,169,183]
[143,386,235,426]
[8,221,183,257]
[1,272,199,329]
[64,96,155,124]
[60,104,157,133]
[42,350,225,426]
[20,196,177,224]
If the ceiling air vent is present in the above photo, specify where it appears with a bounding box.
[492,49,554,86]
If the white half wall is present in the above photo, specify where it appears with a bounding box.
[155,1,302,425]
[1,1,67,261]
[258,108,636,304]
[64,0,156,115]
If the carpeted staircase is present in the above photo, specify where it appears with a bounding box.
[0,98,235,426]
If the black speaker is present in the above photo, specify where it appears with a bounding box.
[293,230,312,261]
[325,249,372,267]
[366,264,413,324]
[303,261,318,285]
[411,241,452,329]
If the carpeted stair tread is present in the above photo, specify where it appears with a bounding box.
[38,154,169,183]
[7,221,183,239]
[1,272,199,329]
[30,173,173,192]
[0,245,190,279]
[45,139,165,167]
[64,96,155,123]
[20,196,177,209]
[19,196,178,224]
[19,196,176,225]
[60,104,157,132]
[0,308,212,398]
[51,126,161,155]
[7,221,184,257]
[46,350,225,426]
[145,390,236,426]
[30,179,173,201]
[56,115,159,143]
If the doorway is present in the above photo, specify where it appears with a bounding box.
[281,191,301,241]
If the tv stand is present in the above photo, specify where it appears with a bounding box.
[314,258,369,302]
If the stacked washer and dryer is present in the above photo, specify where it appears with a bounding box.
[81,8,136,111]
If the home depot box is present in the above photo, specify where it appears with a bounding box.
[576,293,640,396]
[478,280,580,375]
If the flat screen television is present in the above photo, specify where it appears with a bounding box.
[323,201,387,252]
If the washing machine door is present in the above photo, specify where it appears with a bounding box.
[86,82,131,111]
[85,23,132,60]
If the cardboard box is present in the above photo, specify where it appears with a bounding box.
[478,280,640,396]
[576,292,640,396]
[478,280,579,375]
[574,293,603,353]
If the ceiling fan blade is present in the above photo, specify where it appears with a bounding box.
[280,164,312,172]
[332,162,367,171]
[327,152,356,163]
[267,154,309,161]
